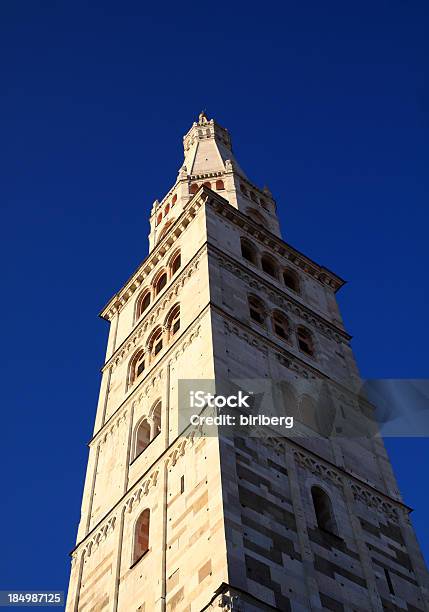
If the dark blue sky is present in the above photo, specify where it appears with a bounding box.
[1,0,428,599]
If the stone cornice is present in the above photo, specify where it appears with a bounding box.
[71,420,411,562]
[100,186,345,321]
[101,244,206,373]
[215,305,376,416]
[207,193,345,292]
[209,243,351,342]
[277,438,410,522]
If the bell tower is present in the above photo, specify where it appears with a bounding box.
[66,114,429,611]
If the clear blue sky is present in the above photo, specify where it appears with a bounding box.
[1,0,428,600]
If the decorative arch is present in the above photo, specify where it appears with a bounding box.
[169,249,181,276]
[189,183,199,195]
[216,179,225,190]
[240,237,258,265]
[132,509,150,565]
[261,252,278,279]
[283,268,300,293]
[135,289,151,321]
[297,326,315,357]
[247,208,265,225]
[248,294,266,325]
[272,310,290,340]
[165,303,180,341]
[202,181,211,188]
[150,399,162,440]
[311,486,338,535]
[147,325,163,360]
[157,220,174,244]
[134,418,151,459]
[128,349,146,389]
[153,269,168,296]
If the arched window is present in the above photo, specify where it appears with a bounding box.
[128,349,146,388]
[240,183,248,196]
[283,269,300,293]
[272,311,289,340]
[250,192,257,202]
[170,251,181,276]
[261,254,278,279]
[241,238,258,265]
[136,290,151,320]
[164,204,170,216]
[297,326,314,356]
[157,220,173,244]
[248,295,265,325]
[202,181,211,188]
[148,326,163,360]
[190,183,199,195]
[247,208,266,226]
[172,194,177,206]
[165,304,180,340]
[154,272,167,296]
[134,418,151,459]
[156,212,162,226]
[260,199,268,210]
[216,179,225,190]
[133,509,150,565]
[311,487,338,535]
[151,400,161,440]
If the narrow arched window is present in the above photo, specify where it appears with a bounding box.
[203,181,211,188]
[190,183,199,194]
[261,254,278,279]
[165,304,180,340]
[248,295,265,325]
[157,221,173,243]
[283,269,300,293]
[136,291,151,320]
[216,179,225,190]
[128,349,146,388]
[250,192,257,202]
[170,251,181,276]
[133,509,150,565]
[247,208,265,225]
[148,327,163,360]
[272,311,289,340]
[172,194,177,205]
[241,238,258,265]
[134,419,151,459]
[151,400,161,440]
[311,487,338,535]
[240,183,248,196]
[297,326,314,356]
[155,272,167,295]
[164,204,170,216]
[156,212,162,226]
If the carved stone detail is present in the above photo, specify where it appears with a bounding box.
[105,251,203,373]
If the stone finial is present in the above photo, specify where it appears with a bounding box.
[198,110,208,124]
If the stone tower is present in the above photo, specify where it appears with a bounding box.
[66,113,429,611]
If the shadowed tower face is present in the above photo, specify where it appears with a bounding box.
[66,114,429,611]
